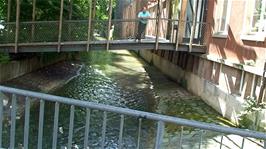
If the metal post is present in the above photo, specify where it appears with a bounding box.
[199,130,204,149]
[84,109,91,148]
[179,126,184,148]
[15,0,21,53]
[189,0,199,52]
[106,0,113,51]
[155,121,165,149]
[101,111,107,148]
[118,115,124,149]
[67,105,75,149]
[23,97,30,149]
[31,0,36,41]
[240,137,245,149]
[58,0,64,52]
[219,135,223,149]
[37,100,45,149]
[264,140,266,149]
[155,0,161,51]
[0,93,3,147]
[136,118,142,149]
[52,102,60,149]
[86,0,93,52]
[10,94,17,149]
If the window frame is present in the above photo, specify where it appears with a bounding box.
[213,0,232,36]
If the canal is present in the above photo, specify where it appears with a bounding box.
[2,50,237,149]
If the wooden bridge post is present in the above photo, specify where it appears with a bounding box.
[106,0,113,51]
[258,62,266,103]
[58,0,64,52]
[176,0,188,51]
[189,0,199,52]
[31,0,36,42]
[7,0,11,22]
[15,0,20,53]
[86,0,93,51]
[155,0,161,51]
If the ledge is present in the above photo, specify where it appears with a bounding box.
[240,34,265,42]
[212,33,228,39]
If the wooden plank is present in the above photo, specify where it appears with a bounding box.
[155,0,162,51]
[87,0,93,51]
[177,0,188,43]
[189,0,199,52]
[58,0,64,52]
[15,0,20,53]
[106,0,113,51]
[31,0,36,41]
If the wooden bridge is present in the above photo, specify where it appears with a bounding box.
[0,0,209,53]
[0,20,208,53]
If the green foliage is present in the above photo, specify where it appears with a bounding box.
[0,52,10,64]
[1,0,116,21]
[238,97,266,131]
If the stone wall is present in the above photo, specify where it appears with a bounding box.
[0,54,67,83]
[139,50,265,129]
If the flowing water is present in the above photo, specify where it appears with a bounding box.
[2,51,247,149]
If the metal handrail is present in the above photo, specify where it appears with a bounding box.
[0,85,266,141]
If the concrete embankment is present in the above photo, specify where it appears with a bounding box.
[138,50,266,131]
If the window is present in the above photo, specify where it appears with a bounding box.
[244,0,266,35]
[250,0,266,33]
[214,0,232,35]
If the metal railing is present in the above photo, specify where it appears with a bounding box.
[0,19,209,46]
[1,85,264,149]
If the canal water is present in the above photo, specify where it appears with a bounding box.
[2,51,244,149]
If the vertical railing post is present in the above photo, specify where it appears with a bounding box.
[155,121,165,149]
[106,0,113,51]
[0,93,3,147]
[189,0,199,52]
[86,0,93,52]
[155,0,161,51]
[15,0,21,53]
[219,135,224,149]
[67,105,75,149]
[118,115,124,149]
[37,100,45,149]
[31,0,36,42]
[178,126,184,149]
[58,0,64,52]
[23,97,30,149]
[136,118,142,149]
[10,94,17,149]
[264,140,266,149]
[52,102,60,149]
[101,111,107,148]
[83,109,91,149]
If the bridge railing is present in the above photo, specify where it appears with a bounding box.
[0,19,209,46]
[0,85,265,149]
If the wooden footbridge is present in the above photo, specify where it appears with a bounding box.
[0,0,209,53]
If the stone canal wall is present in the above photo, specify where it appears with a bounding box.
[139,50,266,129]
[0,54,67,83]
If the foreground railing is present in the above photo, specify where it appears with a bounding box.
[0,85,265,149]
